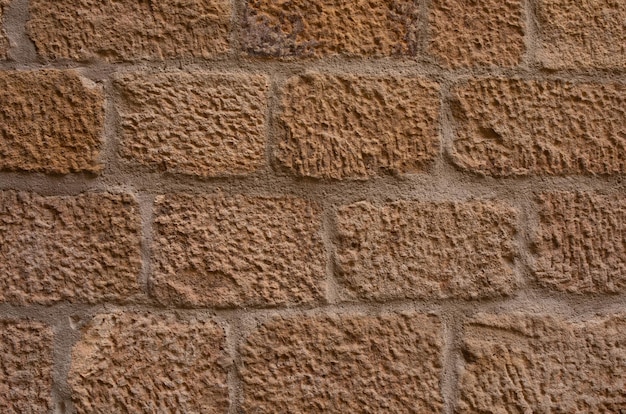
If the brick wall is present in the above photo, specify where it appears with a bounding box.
[0,0,625,412]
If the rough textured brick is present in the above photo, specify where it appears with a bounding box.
[533,192,626,294]
[450,79,626,176]
[152,195,325,308]
[428,0,525,67]
[241,312,443,413]
[537,0,626,69]
[276,74,440,179]
[242,0,420,57]
[0,191,142,304]
[459,313,626,413]
[115,72,269,177]
[69,312,228,413]
[0,70,104,173]
[336,200,518,301]
[0,320,53,413]
[28,0,230,61]
[0,0,8,59]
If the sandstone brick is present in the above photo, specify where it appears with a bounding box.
[69,312,228,413]
[0,70,104,173]
[336,200,518,301]
[0,320,53,413]
[242,0,420,57]
[428,0,525,68]
[0,0,9,59]
[241,312,443,413]
[0,191,142,304]
[459,313,626,413]
[450,79,626,176]
[115,72,269,177]
[537,0,626,69]
[152,195,325,308]
[533,192,626,294]
[276,74,440,179]
[28,0,230,62]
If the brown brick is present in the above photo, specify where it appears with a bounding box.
[537,0,626,69]
[242,0,420,57]
[241,312,443,413]
[115,72,269,177]
[459,313,626,412]
[0,191,142,304]
[0,0,9,59]
[0,70,104,173]
[28,0,230,62]
[276,74,440,179]
[450,79,626,177]
[533,192,626,294]
[0,320,53,413]
[428,0,525,68]
[152,195,325,308]
[69,312,228,413]
[336,200,518,301]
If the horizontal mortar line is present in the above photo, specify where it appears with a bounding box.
[0,59,625,82]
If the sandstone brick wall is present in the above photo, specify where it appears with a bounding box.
[0,0,624,412]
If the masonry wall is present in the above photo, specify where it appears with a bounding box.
[0,0,625,413]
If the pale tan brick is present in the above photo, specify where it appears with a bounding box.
[537,0,626,69]
[0,320,53,413]
[276,73,440,179]
[115,72,269,177]
[459,313,626,413]
[241,312,443,413]
[0,191,142,304]
[28,0,230,61]
[533,192,626,294]
[428,0,525,67]
[0,70,104,173]
[242,0,420,57]
[151,195,326,308]
[336,200,518,300]
[69,312,228,413]
[450,79,626,176]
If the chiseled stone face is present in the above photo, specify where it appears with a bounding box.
[241,312,444,413]
[0,0,9,59]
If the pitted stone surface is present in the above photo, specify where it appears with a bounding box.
[241,312,444,413]
[459,313,626,413]
[428,0,525,67]
[0,0,9,59]
[28,0,231,61]
[276,73,440,179]
[115,72,269,177]
[537,0,626,69]
[69,312,229,413]
[533,192,626,294]
[242,0,420,57]
[0,191,142,304]
[152,195,326,308]
[0,320,53,413]
[450,79,626,176]
[0,70,104,173]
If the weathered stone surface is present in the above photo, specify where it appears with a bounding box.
[336,200,518,300]
[115,72,269,177]
[537,0,626,69]
[0,320,53,413]
[152,195,325,308]
[0,0,9,59]
[28,0,231,61]
[533,192,626,294]
[69,312,228,413]
[241,312,443,413]
[242,0,420,57]
[450,79,626,176]
[0,70,104,173]
[459,313,626,413]
[428,0,525,67]
[0,191,142,304]
[276,74,440,179]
